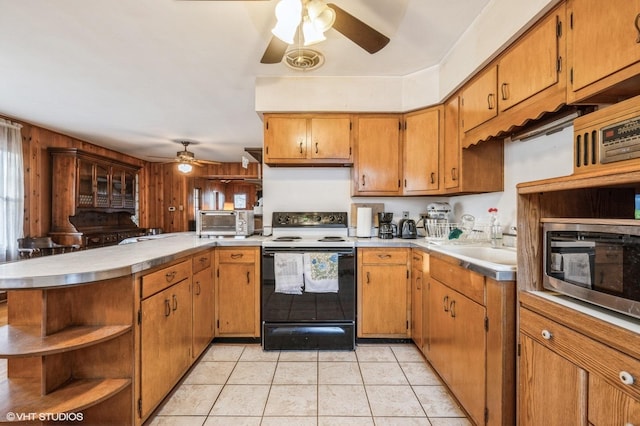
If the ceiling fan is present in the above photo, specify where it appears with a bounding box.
[177,0,390,65]
[154,141,221,173]
[261,0,390,64]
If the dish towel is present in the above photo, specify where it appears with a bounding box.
[303,252,339,293]
[274,253,304,294]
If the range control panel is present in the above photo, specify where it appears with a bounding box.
[272,212,348,228]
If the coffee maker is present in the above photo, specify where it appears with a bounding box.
[377,212,395,239]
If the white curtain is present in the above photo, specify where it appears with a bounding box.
[0,119,24,262]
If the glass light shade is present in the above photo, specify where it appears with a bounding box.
[306,0,335,32]
[272,0,302,44]
[302,16,326,45]
[177,163,193,174]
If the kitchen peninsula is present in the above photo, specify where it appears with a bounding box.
[0,233,261,425]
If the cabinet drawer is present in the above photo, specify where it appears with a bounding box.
[520,307,640,401]
[192,251,212,273]
[142,259,191,299]
[430,255,484,305]
[361,249,408,265]
[217,248,256,263]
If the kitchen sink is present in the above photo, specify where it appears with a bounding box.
[429,244,517,273]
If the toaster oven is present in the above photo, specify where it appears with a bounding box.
[196,210,255,237]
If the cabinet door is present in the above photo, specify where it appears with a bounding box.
[95,162,110,208]
[498,7,562,112]
[411,252,424,350]
[518,333,588,426]
[360,263,408,336]
[216,262,256,336]
[429,279,453,383]
[461,65,498,133]
[569,0,640,96]
[449,290,486,426]
[123,170,136,210]
[404,108,441,194]
[264,116,308,161]
[110,167,125,209]
[140,279,192,419]
[443,96,460,192]
[192,266,214,357]
[589,373,640,425]
[309,117,352,161]
[77,159,95,208]
[354,115,402,195]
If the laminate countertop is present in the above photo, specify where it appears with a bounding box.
[0,232,264,289]
[0,232,516,289]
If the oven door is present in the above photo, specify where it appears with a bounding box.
[261,246,356,350]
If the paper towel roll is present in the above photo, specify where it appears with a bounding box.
[356,207,372,237]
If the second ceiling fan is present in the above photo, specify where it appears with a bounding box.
[260,0,390,64]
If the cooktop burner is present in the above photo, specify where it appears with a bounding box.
[272,236,302,242]
[318,236,346,242]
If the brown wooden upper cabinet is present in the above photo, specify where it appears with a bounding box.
[567,0,640,103]
[352,114,403,196]
[403,106,443,195]
[264,113,353,166]
[461,2,566,145]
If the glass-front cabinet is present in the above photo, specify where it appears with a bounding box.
[74,156,138,211]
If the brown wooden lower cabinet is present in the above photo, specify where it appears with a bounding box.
[426,252,515,426]
[357,248,410,338]
[519,293,640,426]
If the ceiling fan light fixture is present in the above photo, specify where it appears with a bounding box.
[306,0,335,32]
[272,0,302,44]
[177,163,193,174]
[302,16,326,45]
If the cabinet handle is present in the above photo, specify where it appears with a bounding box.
[362,174,366,187]
[377,254,391,259]
[366,271,370,284]
[635,13,640,43]
[230,253,243,259]
[172,294,178,311]
[451,167,457,181]
[443,295,449,312]
[416,276,421,290]
[450,300,456,318]
[541,329,552,340]
[487,93,495,110]
[299,140,304,154]
[164,299,171,317]
[315,141,319,154]
[165,271,177,282]
[501,82,509,100]
[246,271,250,284]
[195,281,201,296]
[620,371,635,386]
[430,172,436,184]
[199,256,208,264]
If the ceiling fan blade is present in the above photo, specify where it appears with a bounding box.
[196,159,222,165]
[327,3,390,54]
[260,36,289,64]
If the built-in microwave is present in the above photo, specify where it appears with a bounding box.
[196,210,255,237]
[543,220,640,319]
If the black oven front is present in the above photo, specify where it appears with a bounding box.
[261,246,356,351]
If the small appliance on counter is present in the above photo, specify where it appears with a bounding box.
[398,219,418,239]
[196,210,254,237]
[377,212,395,239]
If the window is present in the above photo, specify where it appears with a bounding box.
[0,119,24,262]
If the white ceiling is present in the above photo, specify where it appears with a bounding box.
[0,0,490,163]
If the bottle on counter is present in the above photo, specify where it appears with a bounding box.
[488,207,503,247]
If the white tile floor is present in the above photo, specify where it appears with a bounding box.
[146,343,472,426]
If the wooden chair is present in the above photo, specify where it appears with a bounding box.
[17,237,80,259]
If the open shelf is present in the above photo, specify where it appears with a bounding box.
[0,377,130,416]
[0,324,131,357]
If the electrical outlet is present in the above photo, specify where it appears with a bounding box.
[402,211,410,219]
